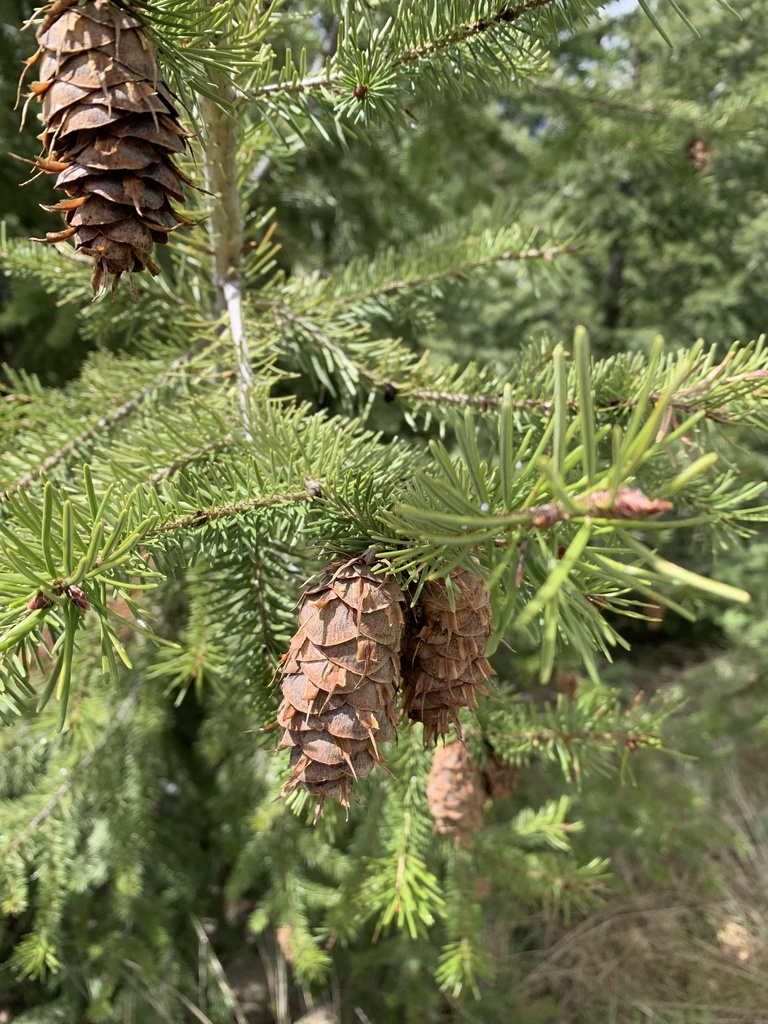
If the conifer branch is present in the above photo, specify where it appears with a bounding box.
[515,727,653,748]
[250,68,344,100]
[251,543,272,655]
[332,243,580,310]
[148,438,236,486]
[482,689,681,780]
[386,386,517,410]
[6,676,143,856]
[248,0,558,105]
[147,489,315,537]
[0,344,210,504]
[267,304,389,390]
[392,0,559,67]
[383,366,768,421]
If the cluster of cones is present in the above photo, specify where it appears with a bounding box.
[277,557,499,818]
[22,0,193,296]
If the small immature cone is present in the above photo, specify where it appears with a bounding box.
[402,569,493,745]
[23,0,194,296]
[278,558,405,815]
[426,740,485,841]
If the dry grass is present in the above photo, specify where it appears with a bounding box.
[505,783,768,1024]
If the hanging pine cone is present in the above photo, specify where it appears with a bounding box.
[402,568,493,745]
[22,0,193,297]
[278,558,404,816]
[426,740,485,841]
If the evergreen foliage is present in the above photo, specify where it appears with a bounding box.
[0,0,766,1021]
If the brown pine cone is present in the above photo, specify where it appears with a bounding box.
[426,740,485,841]
[278,558,405,816]
[402,568,494,745]
[23,0,194,296]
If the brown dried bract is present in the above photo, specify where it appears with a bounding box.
[529,487,673,529]
[22,0,193,297]
[65,584,90,611]
[579,488,674,520]
[278,558,405,818]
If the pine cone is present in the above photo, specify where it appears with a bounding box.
[402,569,493,745]
[24,0,193,296]
[426,740,485,841]
[278,558,404,815]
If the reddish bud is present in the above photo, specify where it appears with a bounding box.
[66,585,90,612]
[627,738,638,754]
[531,503,564,528]
[353,84,368,100]
[28,592,54,611]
